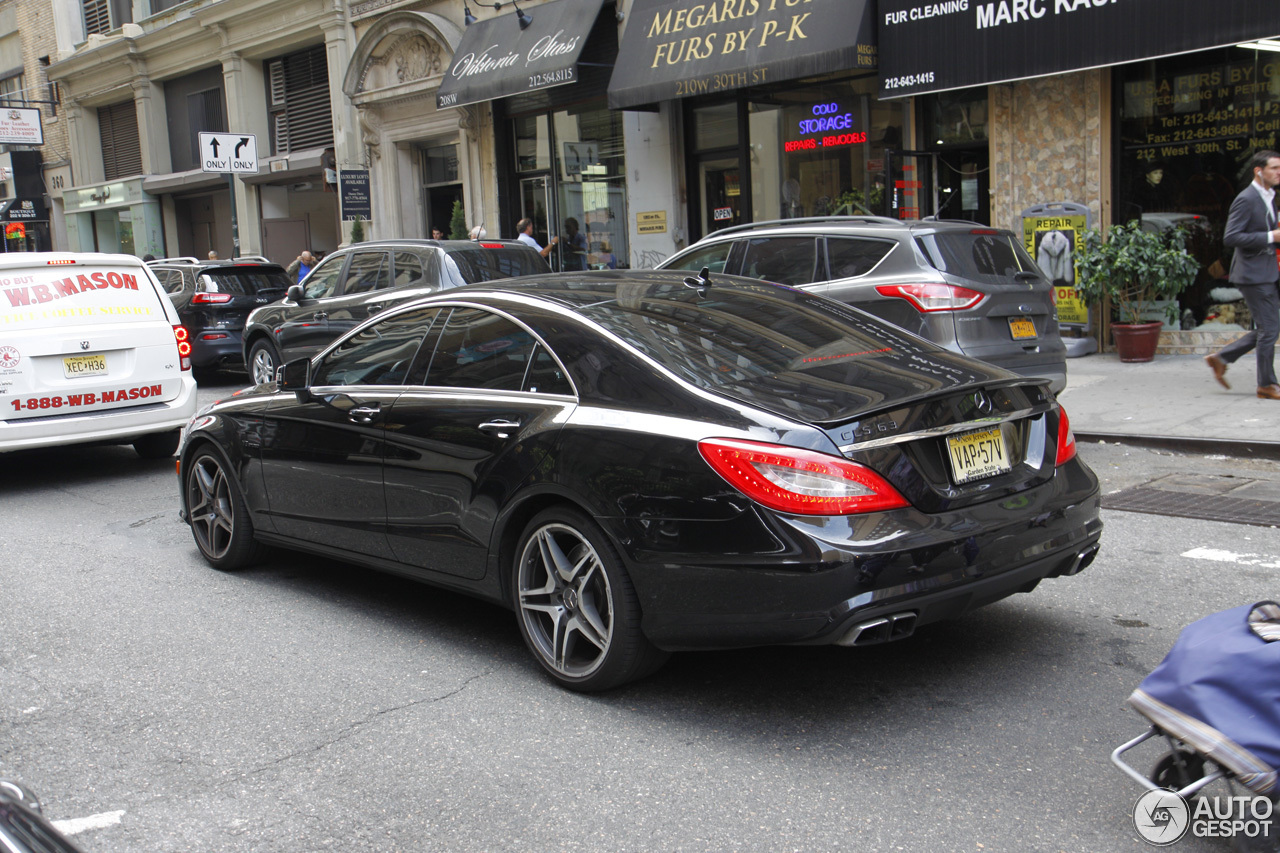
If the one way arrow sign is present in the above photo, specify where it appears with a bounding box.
[199,132,259,174]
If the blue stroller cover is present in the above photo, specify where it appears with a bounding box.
[1129,602,1280,796]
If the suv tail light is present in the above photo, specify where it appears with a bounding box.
[874,283,985,312]
[698,438,910,516]
[191,292,233,304]
[1055,404,1076,466]
[173,325,192,371]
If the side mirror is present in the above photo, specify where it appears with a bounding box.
[287,283,306,303]
[280,357,312,402]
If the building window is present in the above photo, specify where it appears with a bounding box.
[0,73,26,106]
[99,100,142,180]
[266,45,334,155]
[82,0,132,36]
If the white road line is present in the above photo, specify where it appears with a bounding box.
[51,810,125,836]
[1182,547,1280,568]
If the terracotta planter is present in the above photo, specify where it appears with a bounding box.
[1112,321,1164,363]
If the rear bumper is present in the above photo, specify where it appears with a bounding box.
[190,330,246,369]
[0,376,198,452]
[614,463,1102,650]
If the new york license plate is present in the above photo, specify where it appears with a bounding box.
[946,426,1011,484]
[1009,317,1036,340]
[63,354,108,378]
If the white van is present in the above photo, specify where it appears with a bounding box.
[0,252,198,457]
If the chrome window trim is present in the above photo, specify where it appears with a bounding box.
[838,406,1040,453]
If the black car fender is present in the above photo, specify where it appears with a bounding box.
[180,409,275,535]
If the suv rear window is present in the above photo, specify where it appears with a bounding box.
[445,247,550,284]
[914,231,1037,285]
[200,267,291,296]
[1,263,169,331]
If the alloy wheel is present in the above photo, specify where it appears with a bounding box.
[517,522,615,679]
[187,453,236,561]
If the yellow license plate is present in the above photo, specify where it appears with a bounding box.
[63,354,108,378]
[1009,317,1037,340]
[946,426,1011,484]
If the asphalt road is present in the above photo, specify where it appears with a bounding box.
[3,374,1277,852]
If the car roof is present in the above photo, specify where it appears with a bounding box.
[331,239,531,250]
[0,251,149,271]
[153,259,287,272]
[691,216,1011,240]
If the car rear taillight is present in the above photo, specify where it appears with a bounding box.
[1055,404,1076,466]
[874,283,985,312]
[698,438,910,516]
[173,325,192,371]
[191,292,233,304]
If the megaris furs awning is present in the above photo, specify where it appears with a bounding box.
[608,0,876,110]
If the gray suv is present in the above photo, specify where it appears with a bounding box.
[658,217,1067,393]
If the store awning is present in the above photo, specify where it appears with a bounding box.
[877,0,1280,99]
[435,0,607,110]
[0,197,46,222]
[607,0,875,111]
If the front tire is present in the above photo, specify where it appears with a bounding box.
[133,429,180,459]
[513,507,667,691]
[248,338,281,386]
[184,445,266,570]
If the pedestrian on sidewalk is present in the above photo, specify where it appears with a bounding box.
[515,218,555,259]
[1205,149,1280,399]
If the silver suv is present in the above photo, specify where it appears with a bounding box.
[658,217,1067,393]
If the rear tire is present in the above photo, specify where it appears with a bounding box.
[512,507,668,691]
[184,445,267,570]
[248,339,281,386]
[133,429,180,459]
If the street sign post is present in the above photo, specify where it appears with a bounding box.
[198,133,259,257]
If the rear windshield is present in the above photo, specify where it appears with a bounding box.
[445,247,550,284]
[1,264,170,331]
[914,231,1037,285]
[569,280,950,420]
[200,267,291,295]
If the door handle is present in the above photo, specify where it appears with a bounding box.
[478,418,522,438]
[367,303,384,314]
[349,404,381,425]
[313,311,328,321]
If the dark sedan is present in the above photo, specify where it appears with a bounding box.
[178,271,1102,691]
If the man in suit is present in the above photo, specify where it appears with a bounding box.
[1205,150,1280,398]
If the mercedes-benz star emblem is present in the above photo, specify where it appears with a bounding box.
[973,391,993,415]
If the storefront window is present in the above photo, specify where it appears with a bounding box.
[748,76,904,222]
[1116,47,1280,324]
[512,105,628,270]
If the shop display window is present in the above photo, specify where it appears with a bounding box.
[1116,47,1280,326]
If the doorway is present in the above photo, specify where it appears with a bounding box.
[698,156,744,237]
[885,150,938,220]
[519,176,553,253]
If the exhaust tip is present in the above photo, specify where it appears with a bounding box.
[836,612,917,647]
[1061,544,1100,577]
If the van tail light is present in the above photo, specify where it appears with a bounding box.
[191,292,233,304]
[1055,404,1076,466]
[698,438,910,516]
[874,283,985,312]
[479,242,506,249]
[173,325,192,371]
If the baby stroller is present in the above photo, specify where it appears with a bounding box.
[1112,602,1280,849]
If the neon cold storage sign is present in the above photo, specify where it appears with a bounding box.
[785,102,868,153]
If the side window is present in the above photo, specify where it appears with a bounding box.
[665,241,736,275]
[740,237,819,286]
[160,270,185,293]
[524,343,572,395]
[424,308,537,392]
[340,252,390,296]
[302,255,344,300]
[311,307,439,387]
[392,251,425,289]
[826,238,896,280]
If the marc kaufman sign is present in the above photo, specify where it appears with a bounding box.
[608,0,876,110]
[878,0,1280,99]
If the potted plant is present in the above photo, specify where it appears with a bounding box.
[1074,220,1199,362]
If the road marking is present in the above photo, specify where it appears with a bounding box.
[51,810,124,835]
[1182,547,1280,568]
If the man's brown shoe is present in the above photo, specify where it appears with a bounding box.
[1258,385,1280,400]
[1206,354,1230,389]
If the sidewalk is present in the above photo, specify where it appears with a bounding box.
[1058,351,1280,454]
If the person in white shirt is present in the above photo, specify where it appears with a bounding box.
[516,218,556,259]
